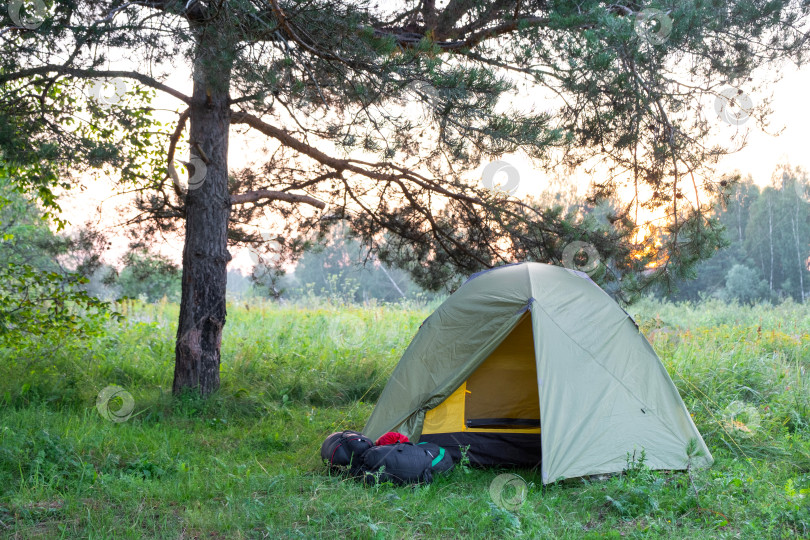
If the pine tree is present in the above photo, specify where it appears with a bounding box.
[2,1,808,394]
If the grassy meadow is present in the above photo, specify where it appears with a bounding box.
[0,298,808,538]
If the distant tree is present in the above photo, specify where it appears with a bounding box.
[0,178,65,272]
[667,176,756,301]
[668,167,810,302]
[226,270,254,299]
[0,177,113,285]
[744,171,810,302]
[279,225,430,303]
[3,1,808,395]
[746,187,780,293]
[110,248,181,303]
[776,167,810,302]
[721,264,770,304]
[724,176,761,246]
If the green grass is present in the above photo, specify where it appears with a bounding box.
[0,298,808,538]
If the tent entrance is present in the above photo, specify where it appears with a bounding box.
[464,315,540,430]
[420,314,542,467]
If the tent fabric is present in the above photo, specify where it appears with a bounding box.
[363,262,713,483]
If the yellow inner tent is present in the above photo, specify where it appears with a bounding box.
[422,315,541,436]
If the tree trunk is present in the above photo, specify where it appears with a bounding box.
[767,195,774,292]
[172,35,233,396]
[792,200,805,302]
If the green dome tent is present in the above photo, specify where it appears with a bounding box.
[364,262,712,483]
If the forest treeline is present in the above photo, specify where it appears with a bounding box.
[667,167,810,303]
[2,167,808,305]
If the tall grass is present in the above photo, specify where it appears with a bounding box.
[0,298,431,413]
[0,297,808,538]
[631,298,809,463]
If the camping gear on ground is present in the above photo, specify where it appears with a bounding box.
[376,432,410,445]
[364,262,714,483]
[320,430,374,473]
[358,443,435,485]
[416,441,455,474]
[319,431,455,485]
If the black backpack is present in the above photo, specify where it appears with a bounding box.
[358,443,435,485]
[320,431,374,473]
[417,441,455,474]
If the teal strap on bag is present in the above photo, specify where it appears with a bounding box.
[431,447,445,468]
[418,442,445,467]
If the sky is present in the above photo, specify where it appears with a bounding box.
[713,64,810,182]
